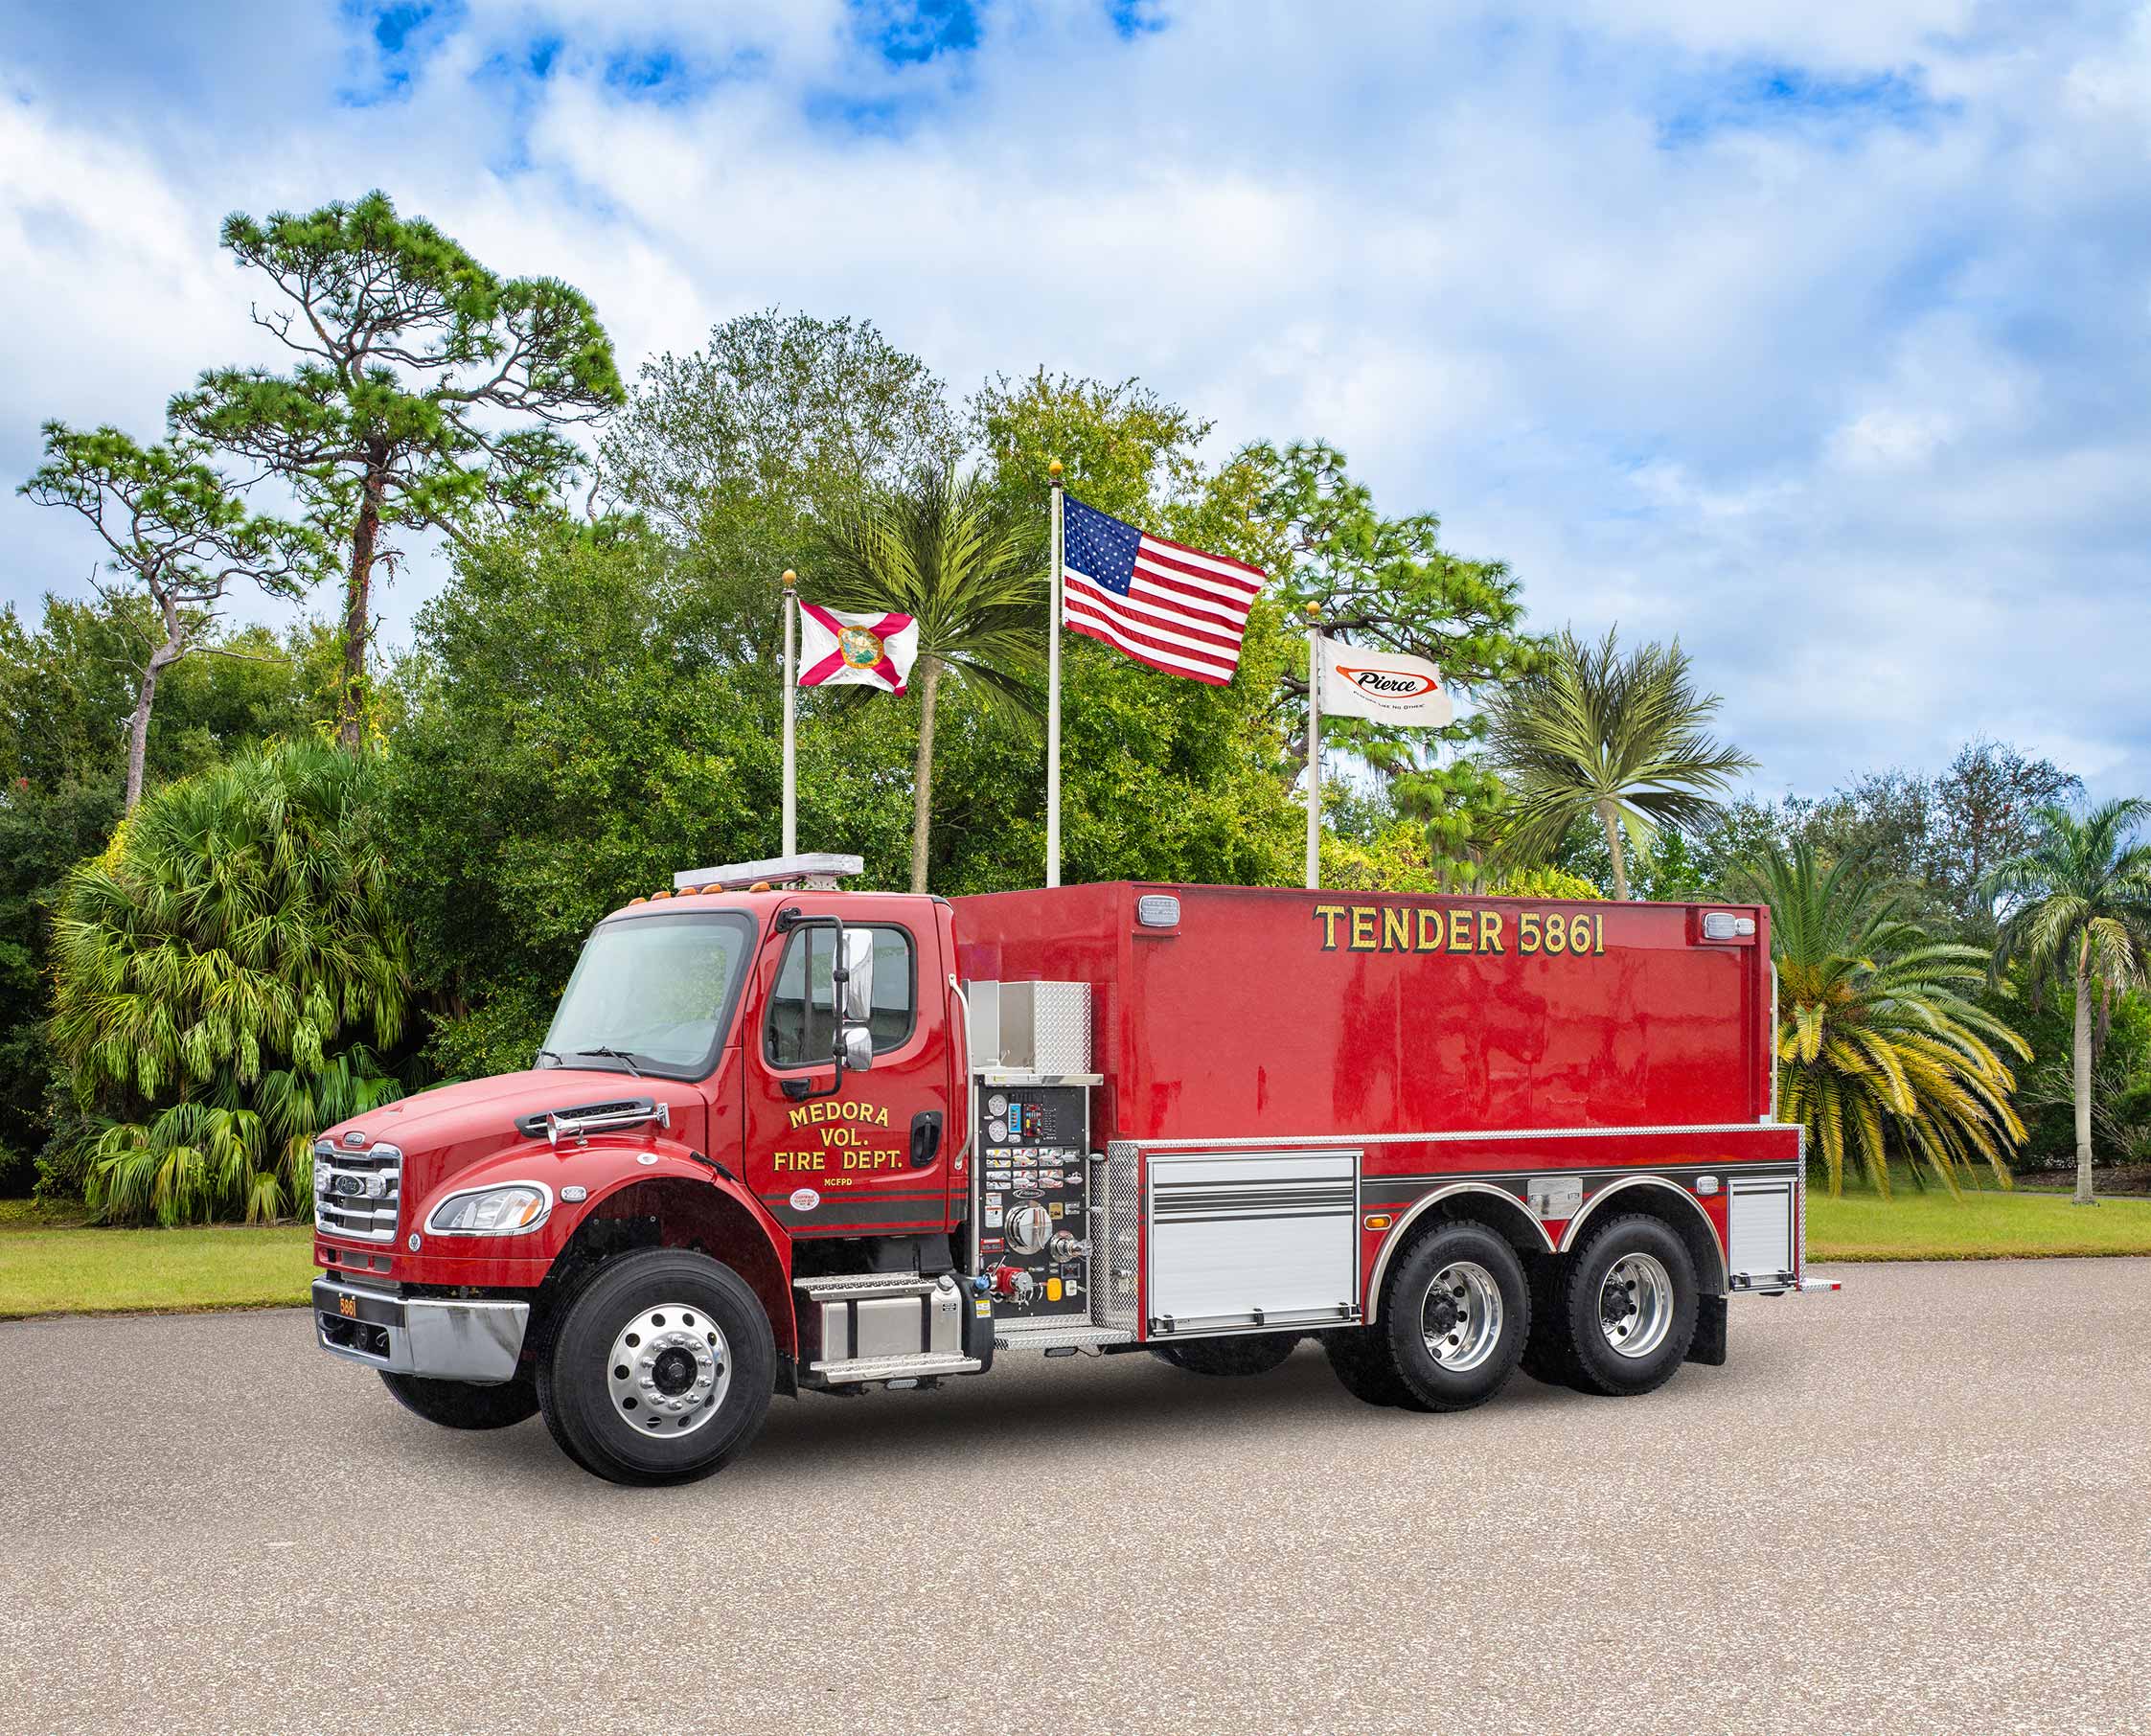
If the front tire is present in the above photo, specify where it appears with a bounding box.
[1153,1334,1300,1377]
[1559,1215,1699,1398]
[537,1248,774,1486]
[379,1370,538,1430]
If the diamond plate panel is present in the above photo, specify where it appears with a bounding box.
[1095,1140,1141,1336]
[1028,981,1091,1075]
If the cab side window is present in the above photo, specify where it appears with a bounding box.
[765,925,916,1067]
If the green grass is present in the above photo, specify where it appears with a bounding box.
[1808,1180,2151,1261]
[0,1213,315,1318]
[2,1162,2148,1318]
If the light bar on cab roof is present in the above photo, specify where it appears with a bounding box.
[673,853,864,893]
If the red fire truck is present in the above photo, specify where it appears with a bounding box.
[309,854,1831,1485]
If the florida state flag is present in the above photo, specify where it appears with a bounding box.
[797,605,920,695]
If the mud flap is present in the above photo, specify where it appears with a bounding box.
[1685,1293,1728,1366]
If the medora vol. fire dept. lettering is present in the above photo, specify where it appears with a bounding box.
[773,1098,904,1175]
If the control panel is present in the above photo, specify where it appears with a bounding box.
[975,1084,1089,1317]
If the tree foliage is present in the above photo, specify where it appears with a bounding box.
[172,190,624,747]
[47,742,411,1222]
[19,423,319,808]
[1485,627,1755,900]
[1985,800,2151,1202]
[1750,840,2028,1196]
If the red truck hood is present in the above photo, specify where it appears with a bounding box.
[318,1067,707,1233]
[322,1067,632,1154]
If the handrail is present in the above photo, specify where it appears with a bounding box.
[947,974,973,1173]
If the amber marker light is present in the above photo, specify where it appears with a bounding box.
[1363,1213,1394,1230]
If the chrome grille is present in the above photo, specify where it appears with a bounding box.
[313,1141,403,1243]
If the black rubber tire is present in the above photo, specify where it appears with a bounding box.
[378,1370,538,1430]
[1380,1222,1530,1412]
[537,1248,774,1486]
[1519,1255,1578,1388]
[1321,1326,1412,1407]
[1152,1334,1301,1377]
[1560,1214,1699,1398]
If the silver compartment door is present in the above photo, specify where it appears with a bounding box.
[1146,1151,1360,1335]
[1728,1176,1796,1290]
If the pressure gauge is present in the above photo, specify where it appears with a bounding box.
[986,1092,1008,1116]
[987,1119,1008,1143]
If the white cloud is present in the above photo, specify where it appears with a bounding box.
[1,0,2147,806]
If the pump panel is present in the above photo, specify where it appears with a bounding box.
[976,1084,1089,1317]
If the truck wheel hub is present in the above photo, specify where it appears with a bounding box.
[606,1303,731,1437]
[1598,1253,1675,1360]
[1420,1260,1502,1373]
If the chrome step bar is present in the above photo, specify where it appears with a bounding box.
[808,1350,983,1384]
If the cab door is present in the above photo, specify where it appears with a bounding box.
[744,908,953,1245]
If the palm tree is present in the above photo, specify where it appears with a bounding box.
[49,741,411,1222]
[1753,840,2028,1197]
[1484,627,1755,900]
[812,468,1044,893]
[1984,800,2151,1205]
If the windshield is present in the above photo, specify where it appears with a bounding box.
[541,912,755,1079]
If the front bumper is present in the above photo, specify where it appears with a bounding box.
[312,1278,530,1384]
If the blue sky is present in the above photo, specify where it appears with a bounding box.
[3,0,2148,801]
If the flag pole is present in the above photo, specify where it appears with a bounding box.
[1046,458,1064,889]
[1304,602,1322,890]
[781,569,797,857]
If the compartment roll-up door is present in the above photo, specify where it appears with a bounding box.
[1728,1177,1796,1291]
[1147,1151,1360,1336]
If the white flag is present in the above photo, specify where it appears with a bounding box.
[1317,637,1453,727]
[797,604,920,695]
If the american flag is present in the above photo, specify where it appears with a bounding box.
[1061,493,1265,685]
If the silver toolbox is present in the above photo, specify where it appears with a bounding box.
[965,980,1091,1075]
[796,1272,965,1363]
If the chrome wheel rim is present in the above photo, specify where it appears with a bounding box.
[1599,1253,1674,1359]
[1421,1260,1504,1372]
[606,1302,730,1436]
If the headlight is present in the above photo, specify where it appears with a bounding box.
[312,1156,331,1197]
[425,1182,553,1236]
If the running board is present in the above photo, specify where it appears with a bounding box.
[792,1270,975,1382]
[809,1349,983,1385]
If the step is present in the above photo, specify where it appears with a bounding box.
[793,1271,954,1302]
[993,1320,1134,1352]
[808,1349,984,1385]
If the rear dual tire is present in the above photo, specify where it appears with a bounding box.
[1543,1214,1700,1398]
[1324,1222,1530,1412]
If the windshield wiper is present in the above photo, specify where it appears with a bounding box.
[575,1046,644,1078]
[536,1048,564,1067]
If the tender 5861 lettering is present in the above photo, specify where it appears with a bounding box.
[1313,902,1606,957]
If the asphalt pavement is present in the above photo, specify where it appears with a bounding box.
[4,1259,2147,1735]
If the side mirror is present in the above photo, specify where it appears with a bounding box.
[840,928,876,1024]
[838,1023,874,1072]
